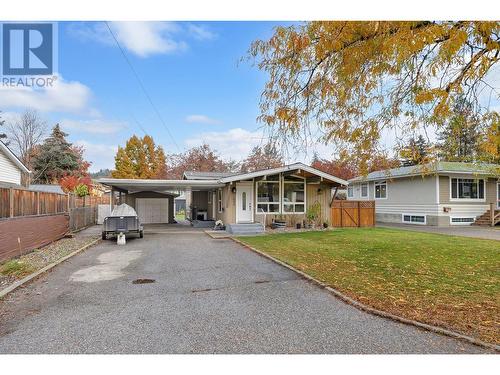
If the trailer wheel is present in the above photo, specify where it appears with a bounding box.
[139,230,144,238]
[102,232,107,240]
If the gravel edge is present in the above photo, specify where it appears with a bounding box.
[230,237,500,352]
[0,238,100,300]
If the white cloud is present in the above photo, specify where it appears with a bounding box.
[186,24,217,41]
[74,140,118,172]
[68,22,188,57]
[61,118,127,135]
[185,114,221,125]
[0,75,93,114]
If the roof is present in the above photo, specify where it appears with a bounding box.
[99,162,348,192]
[349,162,500,183]
[219,162,348,186]
[0,140,31,174]
[28,184,65,194]
[183,171,236,180]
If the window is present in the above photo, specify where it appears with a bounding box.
[283,176,305,213]
[375,181,387,199]
[217,189,223,213]
[402,214,426,225]
[361,183,368,198]
[241,192,247,211]
[450,217,475,225]
[451,178,484,200]
[347,186,354,198]
[257,178,280,212]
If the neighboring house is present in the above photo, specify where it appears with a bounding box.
[348,162,500,226]
[98,162,347,230]
[28,184,65,194]
[0,139,31,187]
[174,193,186,214]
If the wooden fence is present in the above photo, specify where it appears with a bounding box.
[0,187,110,262]
[331,200,375,227]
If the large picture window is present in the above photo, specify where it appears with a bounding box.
[283,176,305,213]
[375,181,387,199]
[451,178,484,200]
[257,179,280,212]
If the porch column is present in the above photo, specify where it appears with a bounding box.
[110,187,114,211]
[185,188,192,220]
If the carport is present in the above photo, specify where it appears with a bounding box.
[98,178,224,224]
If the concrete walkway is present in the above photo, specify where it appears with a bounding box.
[379,223,500,241]
[0,227,490,353]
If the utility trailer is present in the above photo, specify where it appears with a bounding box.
[102,203,144,240]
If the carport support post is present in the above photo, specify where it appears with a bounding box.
[110,187,114,211]
[185,187,192,220]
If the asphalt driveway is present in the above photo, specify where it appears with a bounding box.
[0,226,489,353]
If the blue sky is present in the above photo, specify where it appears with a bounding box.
[1,21,299,172]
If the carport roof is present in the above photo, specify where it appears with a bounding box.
[97,178,224,193]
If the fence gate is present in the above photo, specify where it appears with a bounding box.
[331,200,375,227]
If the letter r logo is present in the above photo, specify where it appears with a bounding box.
[2,23,53,75]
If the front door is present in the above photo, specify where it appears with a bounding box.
[236,182,253,223]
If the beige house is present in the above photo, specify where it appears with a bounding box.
[99,163,347,233]
[348,162,500,226]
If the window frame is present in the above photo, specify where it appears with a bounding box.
[450,216,475,225]
[449,178,485,202]
[256,178,281,213]
[360,182,369,198]
[217,188,223,213]
[401,213,426,225]
[374,181,388,200]
[347,185,354,199]
[282,175,306,214]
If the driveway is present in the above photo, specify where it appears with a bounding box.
[0,225,489,353]
[379,222,500,241]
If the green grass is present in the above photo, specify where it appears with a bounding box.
[175,213,186,221]
[238,228,500,344]
[0,259,36,278]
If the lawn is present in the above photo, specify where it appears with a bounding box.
[238,227,500,344]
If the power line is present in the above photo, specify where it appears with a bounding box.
[104,21,181,152]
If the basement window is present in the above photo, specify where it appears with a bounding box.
[402,214,426,225]
[450,217,475,225]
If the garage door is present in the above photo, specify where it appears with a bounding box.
[136,198,169,224]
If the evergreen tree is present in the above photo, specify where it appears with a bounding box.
[437,97,481,162]
[400,135,432,166]
[32,124,80,183]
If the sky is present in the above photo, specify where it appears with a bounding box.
[1,21,499,172]
[1,21,302,172]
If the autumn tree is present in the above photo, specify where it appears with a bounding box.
[32,124,80,183]
[166,143,236,179]
[112,135,167,179]
[249,21,500,173]
[240,142,283,173]
[310,153,358,181]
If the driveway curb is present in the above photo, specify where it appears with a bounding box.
[230,237,500,352]
[0,238,100,300]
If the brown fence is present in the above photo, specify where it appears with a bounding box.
[0,187,109,262]
[331,200,375,227]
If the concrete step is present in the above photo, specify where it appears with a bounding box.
[226,223,264,235]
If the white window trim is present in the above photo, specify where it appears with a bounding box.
[497,181,500,209]
[347,185,354,199]
[374,180,388,200]
[401,213,427,225]
[449,177,486,202]
[360,182,369,199]
[282,175,306,214]
[256,179,280,214]
[450,216,476,225]
[217,188,223,213]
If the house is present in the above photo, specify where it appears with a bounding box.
[347,162,500,226]
[174,193,186,215]
[0,139,30,187]
[98,162,348,232]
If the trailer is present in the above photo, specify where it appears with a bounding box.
[102,203,144,240]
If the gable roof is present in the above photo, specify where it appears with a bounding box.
[219,162,348,185]
[0,139,31,174]
[349,162,500,183]
[183,171,237,180]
